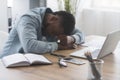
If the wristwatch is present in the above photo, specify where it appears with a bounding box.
[57,39,61,44]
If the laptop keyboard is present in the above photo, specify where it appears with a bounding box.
[91,49,101,59]
[80,48,100,59]
[70,47,101,59]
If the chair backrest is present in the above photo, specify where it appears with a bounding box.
[0,31,9,53]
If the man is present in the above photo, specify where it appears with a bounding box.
[0,7,84,58]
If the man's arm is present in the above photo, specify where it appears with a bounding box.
[57,28,85,50]
[71,28,85,44]
[16,16,58,54]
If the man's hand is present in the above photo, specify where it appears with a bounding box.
[66,36,75,44]
[57,35,67,45]
[57,35,76,50]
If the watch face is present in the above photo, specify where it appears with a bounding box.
[57,39,60,43]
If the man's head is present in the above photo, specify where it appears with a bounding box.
[45,11,75,36]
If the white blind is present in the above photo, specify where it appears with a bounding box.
[92,0,120,10]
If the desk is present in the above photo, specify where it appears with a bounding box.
[0,35,120,80]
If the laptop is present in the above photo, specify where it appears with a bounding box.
[70,30,120,59]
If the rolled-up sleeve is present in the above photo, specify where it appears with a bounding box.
[16,16,58,54]
[71,28,85,44]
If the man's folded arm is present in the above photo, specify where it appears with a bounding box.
[16,16,58,54]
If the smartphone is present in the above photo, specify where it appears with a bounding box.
[64,58,85,65]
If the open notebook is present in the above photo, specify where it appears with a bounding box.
[70,30,120,59]
[2,53,52,68]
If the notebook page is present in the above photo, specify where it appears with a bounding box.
[24,54,52,64]
[2,54,29,67]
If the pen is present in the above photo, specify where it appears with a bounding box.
[85,52,101,79]
[50,53,66,58]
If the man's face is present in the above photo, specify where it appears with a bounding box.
[46,14,64,36]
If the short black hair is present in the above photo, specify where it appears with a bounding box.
[53,11,75,35]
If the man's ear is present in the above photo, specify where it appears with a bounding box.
[47,14,58,23]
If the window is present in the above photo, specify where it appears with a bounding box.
[7,0,13,7]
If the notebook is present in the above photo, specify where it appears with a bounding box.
[2,53,52,68]
[70,30,120,59]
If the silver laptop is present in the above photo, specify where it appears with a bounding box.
[70,30,120,59]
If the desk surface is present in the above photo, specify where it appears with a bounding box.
[0,35,120,80]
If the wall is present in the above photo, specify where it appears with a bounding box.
[0,0,8,32]
[12,0,29,25]
[12,0,46,26]
[30,0,40,9]
[29,0,46,9]
[0,0,46,32]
